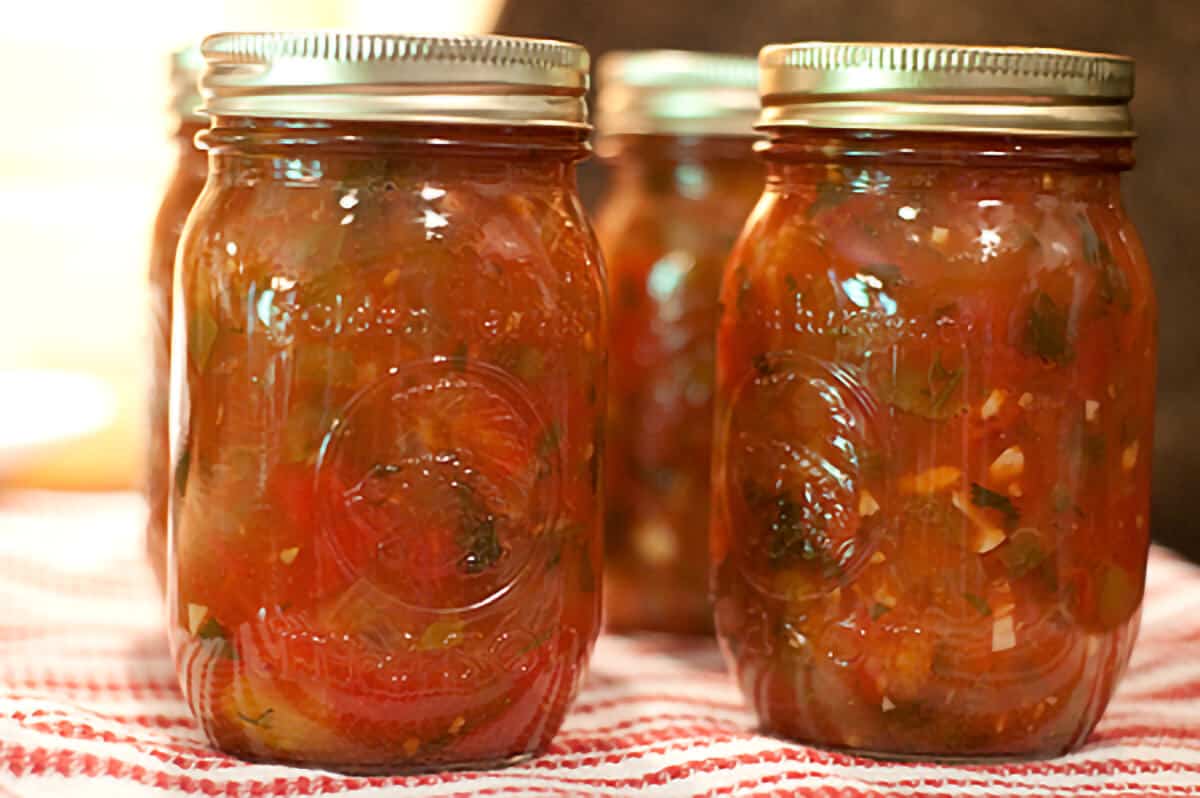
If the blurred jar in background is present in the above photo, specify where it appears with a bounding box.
[171,33,604,771]
[713,43,1155,758]
[147,47,206,591]
[594,51,762,634]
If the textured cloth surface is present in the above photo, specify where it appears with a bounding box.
[0,491,1198,797]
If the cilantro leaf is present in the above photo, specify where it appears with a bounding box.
[928,353,964,416]
[969,482,1020,525]
[760,491,839,575]
[460,517,502,574]
[807,181,846,218]
[885,351,966,421]
[196,616,227,640]
[196,617,237,660]
[456,484,504,574]
[999,528,1049,580]
[964,591,992,616]
[173,447,191,501]
[1024,291,1072,365]
[1078,215,1131,311]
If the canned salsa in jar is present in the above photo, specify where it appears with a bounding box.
[146,47,206,591]
[713,44,1155,759]
[594,51,762,634]
[170,33,606,771]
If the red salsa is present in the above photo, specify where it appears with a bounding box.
[598,135,761,633]
[713,44,1154,759]
[147,49,206,590]
[169,34,604,771]
[595,52,761,633]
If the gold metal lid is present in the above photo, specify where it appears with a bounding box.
[200,32,590,127]
[597,50,759,137]
[758,42,1135,138]
[169,46,205,124]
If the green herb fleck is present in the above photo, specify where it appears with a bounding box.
[964,592,992,616]
[237,708,274,728]
[517,629,553,657]
[196,617,238,660]
[188,308,219,370]
[870,602,892,620]
[509,345,545,381]
[785,273,804,311]
[886,351,967,421]
[928,353,964,416]
[1025,291,1072,365]
[969,483,1019,526]
[537,424,561,459]
[807,182,846,218]
[999,528,1048,580]
[450,341,469,371]
[760,491,837,573]
[1078,215,1131,311]
[1051,484,1073,515]
[456,486,504,574]
[196,616,227,640]
[460,517,501,574]
[295,344,356,387]
[418,617,465,651]
[173,447,191,501]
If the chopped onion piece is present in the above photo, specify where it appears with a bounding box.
[992,615,1016,652]
[951,491,1007,553]
[981,389,1007,420]
[859,490,880,517]
[1122,441,1139,471]
[990,446,1025,482]
[188,603,208,636]
[900,466,962,494]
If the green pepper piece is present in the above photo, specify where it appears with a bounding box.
[1024,291,1073,365]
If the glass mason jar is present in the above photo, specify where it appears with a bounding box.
[169,33,606,771]
[594,51,761,634]
[713,44,1155,759]
[147,47,206,591]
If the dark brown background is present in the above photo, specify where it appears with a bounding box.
[497,0,1200,560]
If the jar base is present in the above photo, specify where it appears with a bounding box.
[213,748,540,776]
[769,734,1076,764]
